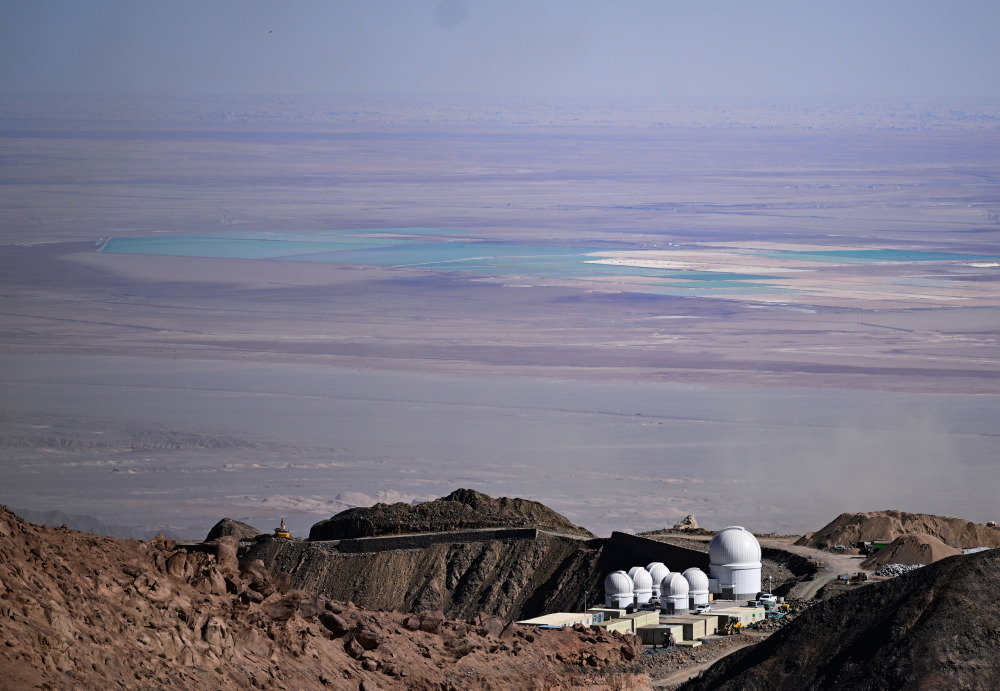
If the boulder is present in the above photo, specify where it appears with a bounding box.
[204,518,261,542]
[202,537,239,574]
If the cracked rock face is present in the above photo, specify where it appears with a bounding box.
[0,507,647,690]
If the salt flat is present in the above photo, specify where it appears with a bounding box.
[1,100,998,538]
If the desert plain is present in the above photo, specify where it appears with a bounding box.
[1,97,998,538]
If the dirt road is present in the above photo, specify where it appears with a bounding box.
[651,636,762,688]
[760,539,867,600]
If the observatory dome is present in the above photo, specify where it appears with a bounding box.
[628,566,653,605]
[667,572,689,598]
[646,563,669,595]
[628,567,653,591]
[683,567,710,606]
[683,567,709,593]
[708,526,762,601]
[604,570,633,597]
[660,572,690,614]
[709,526,762,565]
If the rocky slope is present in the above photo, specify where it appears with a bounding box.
[682,549,1000,691]
[0,506,647,690]
[795,510,1000,550]
[309,489,594,541]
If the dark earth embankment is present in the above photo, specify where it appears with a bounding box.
[241,529,711,622]
[682,549,1000,691]
[308,488,594,540]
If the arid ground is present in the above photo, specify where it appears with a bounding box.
[2,97,998,538]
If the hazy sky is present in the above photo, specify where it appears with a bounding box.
[2,0,999,101]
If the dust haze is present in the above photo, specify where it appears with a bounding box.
[2,1,999,539]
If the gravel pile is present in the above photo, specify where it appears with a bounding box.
[873,563,923,578]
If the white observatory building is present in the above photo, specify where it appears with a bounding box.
[646,562,669,600]
[604,570,634,608]
[708,526,762,601]
[660,572,689,614]
[682,567,710,608]
[627,566,653,606]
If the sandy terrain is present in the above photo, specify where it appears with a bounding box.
[1,100,998,539]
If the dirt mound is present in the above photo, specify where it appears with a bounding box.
[0,506,644,690]
[308,488,594,540]
[683,549,1000,691]
[205,517,261,542]
[861,532,962,568]
[795,510,1000,550]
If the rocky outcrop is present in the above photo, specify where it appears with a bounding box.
[205,517,261,542]
[309,488,593,540]
[795,510,1000,550]
[0,506,646,690]
[683,549,996,690]
[673,515,699,531]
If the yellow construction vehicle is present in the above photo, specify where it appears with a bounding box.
[273,518,291,539]
[723,621,743,635]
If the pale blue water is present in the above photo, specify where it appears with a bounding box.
[109,231,972,296]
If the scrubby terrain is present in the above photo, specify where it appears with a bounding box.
[0,507,647,690]
[309,489,594,541]
[682,549,1000,691]
[796,510,1000,550]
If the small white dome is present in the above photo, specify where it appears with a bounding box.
[647,563,670,588]
[682,567,709,593]
[667,572,689,597]
[628,566,653,591]
[604,570,633,597]
[709,526,762,566]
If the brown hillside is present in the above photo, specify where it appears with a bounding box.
[683,549,1000,691]
[0,506,644,690]
[308,488,594,540]
[795,510,1000,550]
[861,533,962,568]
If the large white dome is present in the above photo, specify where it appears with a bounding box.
[682,567,709,593]
[666,572,689,598]
[709,526,762,566]
[628,566,653,591]
[604,570,633,597]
